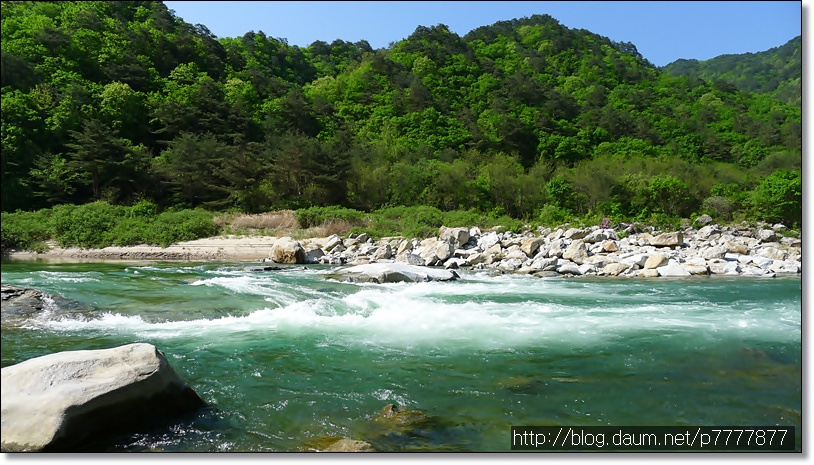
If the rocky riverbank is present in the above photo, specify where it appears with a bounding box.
[6,218,801,278]
[278,218,801,278]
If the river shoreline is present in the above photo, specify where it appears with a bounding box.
[3,220,802,278]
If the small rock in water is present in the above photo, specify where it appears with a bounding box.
[322,438,376,452]
[334,263,459,284]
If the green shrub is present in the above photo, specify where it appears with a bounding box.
[295,206,365,228]
[701,196,735,220]
[51,202,126,248]
[152,209,217,246]
[0,209,53,249]
[537,204,571,226]
[751,169,801,225]
[129,200,159,218]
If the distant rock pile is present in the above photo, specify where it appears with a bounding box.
[274,221,800,278]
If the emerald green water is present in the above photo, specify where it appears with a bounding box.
[0,261,802,452]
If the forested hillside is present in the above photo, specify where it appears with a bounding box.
[1,1,802,227]
[663,35,801,106]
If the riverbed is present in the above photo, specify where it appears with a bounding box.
[0,260,802,452]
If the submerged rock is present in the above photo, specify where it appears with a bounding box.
[322,438,376,452]
[245,266,284,272]
[333,263,459,284]
[1,285,48,322]
[1,343,205,452]
[374,403,430,431]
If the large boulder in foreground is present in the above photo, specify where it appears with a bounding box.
[334,263,460,284]
[1,343,205,452]
[269,237,305,264]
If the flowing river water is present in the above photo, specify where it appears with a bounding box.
[0,260,802,452]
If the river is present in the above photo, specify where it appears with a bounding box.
[0,260,802,452]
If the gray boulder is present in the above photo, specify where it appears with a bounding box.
[322,234,343,252]
[2,286,49,324]
[699,245,727,260]
[557,260,582,275]
[756,229,777,242]
[443,257,467,269]
[723,240,748,255]
[644,254,669,269]
[439,226,470,248]
[583,229,617,243]
[334,263,459,284]
[656,260,690,277]
[562,240,589,265]
[270,237,305,264]
[564,228,589,240]
[1,343,204,452]
[520,237,545,257]
[603,262,632,276]
[497,258,523,272]
[696,224,720,240]
[650,232,683,248]
[303,246,325,264]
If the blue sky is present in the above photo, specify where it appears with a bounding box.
[163,1,801,67]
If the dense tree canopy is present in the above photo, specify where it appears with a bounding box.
[663,35,801,106]
[1,1,802,226]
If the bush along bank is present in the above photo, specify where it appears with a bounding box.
[272,218,800,278]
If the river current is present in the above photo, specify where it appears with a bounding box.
[0,261,802,452]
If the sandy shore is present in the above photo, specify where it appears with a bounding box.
[4,235,315,262]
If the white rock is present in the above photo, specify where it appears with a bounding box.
[557,261,582,275]
[638,269,660,278]
[439,227,470,248]
[583,229,617,243]
[564,228,589,240]
[396,253,425,266]
[699,245,727,260]
[520,237,545,257]
[757,247,788,261]
[529,257,558,271]
[684,265,709,275]
[770,260,800,274]
[650,232,684,247]
[497,258,524,272]
[478,232,501,250]
[443,258,467,269]
[323,234,343,252]
[578,264,597,275]
[656,259,690,277]
[644,254,669,269]
[696,225,720,239]
[603,262,631,276]
[562,240,589,265]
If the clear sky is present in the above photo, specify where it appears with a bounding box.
[163,1,801,67]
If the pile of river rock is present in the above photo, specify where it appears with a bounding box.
[269,216,801,278]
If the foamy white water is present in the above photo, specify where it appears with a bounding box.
[26,269,801,349]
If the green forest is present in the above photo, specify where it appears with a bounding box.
[0,1,802,247]
[663,35,801,107]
